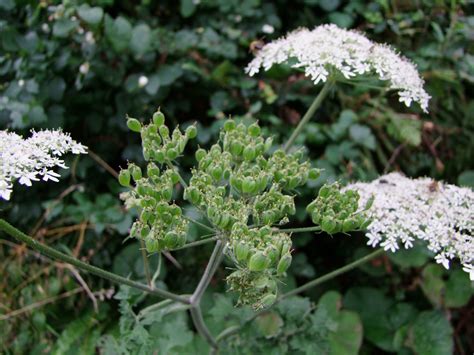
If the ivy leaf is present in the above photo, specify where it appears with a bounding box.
[445,269,473,308]
[328,311,362,355]
[420,263,445,307]
[77,4,104,26]
[255,311,284,339]
[52,18,77,38]
[408,311,453,355]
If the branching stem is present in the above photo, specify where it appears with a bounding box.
[0,219,190,304]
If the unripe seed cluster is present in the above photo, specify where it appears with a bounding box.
[184,119,318,307]
[226,223,292,309]
[307,183,372,234]
[120,110,197,252]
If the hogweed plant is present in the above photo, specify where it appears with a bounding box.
[0,24,472,352]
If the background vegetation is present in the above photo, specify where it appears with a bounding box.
[0,0,473,353]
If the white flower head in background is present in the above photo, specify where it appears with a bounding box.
[345,173,474,280]
[246,24,430,112]
[138,75,149,88]
[262,24,275,34]
[0,129,87,201]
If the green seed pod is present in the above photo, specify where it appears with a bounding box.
[259,226,272,238]
[118,169,131,187]
[264,137,273,152]
[318,185,331,198]
[260,293,276,308]
[224,119,236,131]
[267,246,279,266]
[230,141,243,156]
[164,231,178,249]
[207,205,217,219]
[153,111,165,126]
[211,165,223,181]
[289,176,300,189]
[140,210,150,224]
[248,123,261,137]
[277,253,292,275]
[159,125,169,139]
[243,146,256,161]
[147,163,160,178]
[145,238,160,253]
[170,171,180,185]
[195,148,206,162]
[308,168,320,180]
[185,125,197,139]
[248,252,268,272]
[156,202,168,214]
[218,213,230,229]
[342,218,358,232]
[166,147,178,160]
[170,205,181,217]
[235,242,250,263]
[230,175,243,192]
[130,165,142,181]
[262,211,274,225]
[162,186,173,201]
[127,117,142,132]
[242,177,256,194]
[321,216,337,234]
[364,195,375,210]
[140,225,150,238]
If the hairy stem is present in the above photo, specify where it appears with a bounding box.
[280,248,384,299]
[284,79,334,152]
[190,306,218,349]
[190,240,225,305]
[0,219,190,304]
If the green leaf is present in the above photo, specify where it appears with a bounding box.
[180,0,197,18]
[328,12,354,28]
[389,243,432,268]
[408,311,453,355]
[130,24,151,57]
[157,64,183,86]
[328,311,362,355]
[105,15,132,52]
[52,18,77,38]
[458,170,474,188]
[349,124,376,150]
[445,269,473,308]
[255,311,284,339]
[420,263,445,307]
[77,4,104,25]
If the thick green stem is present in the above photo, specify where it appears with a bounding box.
[0,219,190,304]
[190,240,225,305]
[190,306,218,349]
[280,249,384,300]
[284,79,334,152]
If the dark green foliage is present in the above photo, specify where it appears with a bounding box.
[1,1,473,354]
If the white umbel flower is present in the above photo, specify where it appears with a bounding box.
[345,173,474,279]
[246,24,430,112]
[0,129,87,200]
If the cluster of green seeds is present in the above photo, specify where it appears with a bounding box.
[119,110,197,252]
[307,183,373,234]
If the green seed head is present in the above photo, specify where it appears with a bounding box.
[127,117,142,132]
[153,111,165,126]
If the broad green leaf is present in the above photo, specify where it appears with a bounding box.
[349,124,376,150]
[105,15,132,52]
[77,4,104,25]
[130,24,151,56]
[180,0,196,18]
[420,263,445,307]
[445,269,473,308]
[408,311,453,355]
[458,170,474,188]
[329,311,363,355]
[255,311,284,339]
[53,18,77,38]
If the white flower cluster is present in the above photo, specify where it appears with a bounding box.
[246,24,430,112]
[345,173,474,280]
[0,130,87,200]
